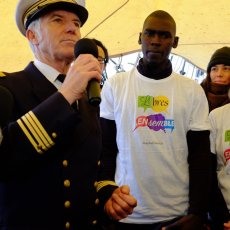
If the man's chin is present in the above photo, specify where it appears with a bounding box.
[147,52,162,59]
[59,53,74,63]
[146,58,162,66]
[61,47,74,57]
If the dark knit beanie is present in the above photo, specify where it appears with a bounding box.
[207,46,230,73]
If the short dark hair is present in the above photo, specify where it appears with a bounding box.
[92,38,109,64]
[145,10,176,35]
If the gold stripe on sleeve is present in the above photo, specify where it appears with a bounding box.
[17,119,44,154]
[25,113,52,149]
[21,115,48,151]
[17,110,55,154]
[96,180,118,192]
[28,111,54,147]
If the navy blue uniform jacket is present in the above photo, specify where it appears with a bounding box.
[0,62,102,230]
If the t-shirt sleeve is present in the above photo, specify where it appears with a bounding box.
[100,79,115,120]
[189,83,211,131]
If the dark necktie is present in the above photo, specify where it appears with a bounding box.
[57,74,66,83]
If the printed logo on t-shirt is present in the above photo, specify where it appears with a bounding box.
[134,95,174,133]
[224,130,230,165]
[225,130,230,144]
[224,149,230,162]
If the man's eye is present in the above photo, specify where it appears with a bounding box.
[158,32,171,38]
[74,22,81,28]
[144,30,171,38]
[53,18,62,22]
[144,31,152,36]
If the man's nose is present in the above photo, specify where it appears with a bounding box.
[66,22,77,33]
[150,35,161,45]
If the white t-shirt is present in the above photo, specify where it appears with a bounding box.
[209,104,230,210]
[100,68,210,223]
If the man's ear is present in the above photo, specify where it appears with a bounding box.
[26,29,39,45]
[138,33,142,44]
[173,36,179,48]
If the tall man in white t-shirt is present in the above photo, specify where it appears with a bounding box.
[97,10,212,230]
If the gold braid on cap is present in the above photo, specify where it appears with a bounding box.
[23,0,78,27]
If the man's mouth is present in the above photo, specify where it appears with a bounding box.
[62,39,76,45]
[147,51,161,58]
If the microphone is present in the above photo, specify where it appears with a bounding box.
[0,85,14,127]
[74,38,101,106]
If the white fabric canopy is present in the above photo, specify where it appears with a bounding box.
[0,0,229,72]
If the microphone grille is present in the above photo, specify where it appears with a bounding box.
[74,38,98,58]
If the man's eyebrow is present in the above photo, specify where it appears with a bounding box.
[50,13,81,22]
[144,29,172,36]
[49,12,63,18]
[145,29,169,32]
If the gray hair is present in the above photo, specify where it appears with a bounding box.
[27,18,41,52]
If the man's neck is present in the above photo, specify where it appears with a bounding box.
[36,55,72,74]
[137,58,172,79]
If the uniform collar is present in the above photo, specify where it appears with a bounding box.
[34,59,61,84]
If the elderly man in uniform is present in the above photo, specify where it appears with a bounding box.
[0,0,103,229]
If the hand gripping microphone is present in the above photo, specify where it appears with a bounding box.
[74,38,101,106]
[0,85,14,127]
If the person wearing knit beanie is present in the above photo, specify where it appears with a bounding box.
[201,46,230,112]
[207,47,230,73]
[202,47,230,230]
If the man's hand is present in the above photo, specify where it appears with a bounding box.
[162,214,204,230]
[104,185,137,221]
[224,220,230,230]
[59,54,101,104]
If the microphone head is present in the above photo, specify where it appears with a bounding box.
[74,38,101,107]
[0,86,14,127]
[74,38,98,58]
